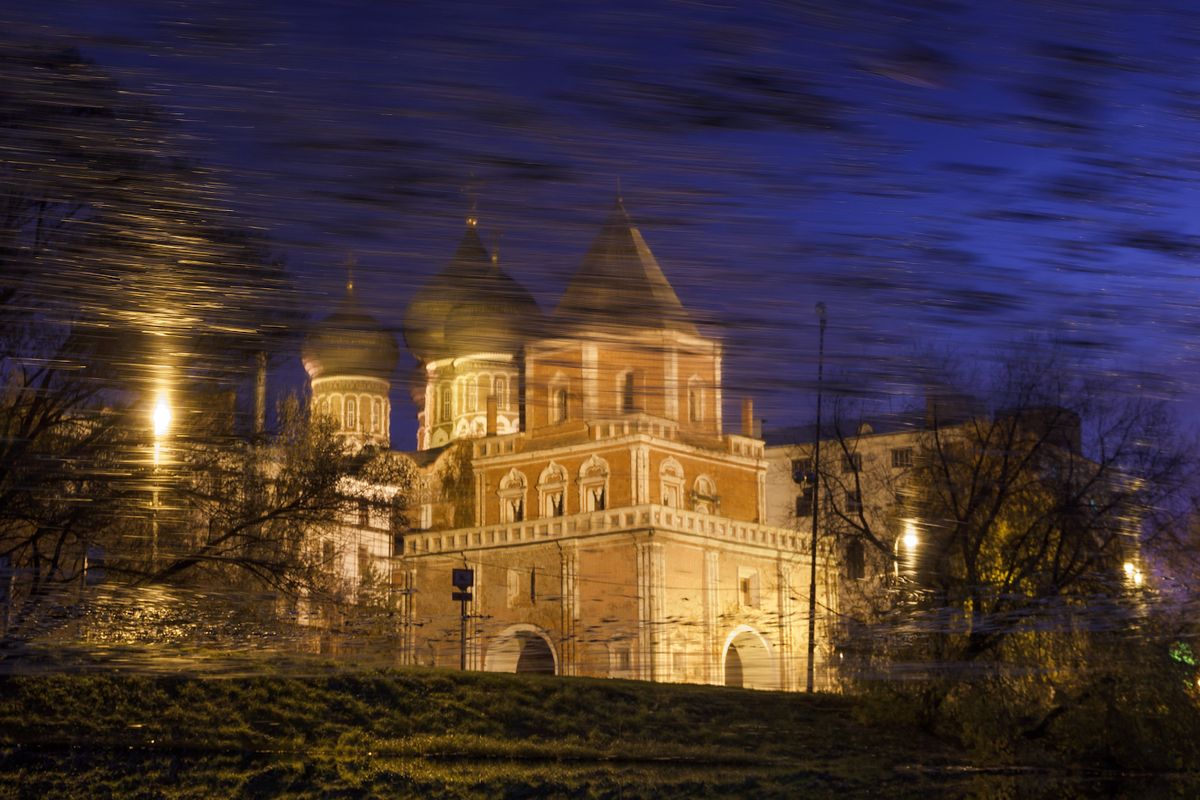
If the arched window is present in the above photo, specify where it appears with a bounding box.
[371,398,381,433]
[345,397,357,431]
[465,377,478,413]
[692,474,717,514]
[549,374,569,424]
[620,370,636,413]
[493,376,509,410]
[578,455,609,512]
[659,457,684,508]
[537,462,568,518]
[688,376,704,423]
[319,396,330,419]
[498,469,527,523]
[438,384,452,422]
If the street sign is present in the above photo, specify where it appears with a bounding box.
[452,568,474,590]
[451,591,472,602]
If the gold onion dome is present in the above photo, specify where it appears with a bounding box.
[302,278,399,381]
[404,223,541,362]
[554,198,697,336]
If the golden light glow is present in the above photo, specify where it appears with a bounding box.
[152,394,172,438]
[902,521,919,552]
[1123,561,1144,587]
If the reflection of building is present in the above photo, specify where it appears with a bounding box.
[304,200,835,689]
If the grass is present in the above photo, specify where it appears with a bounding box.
[0,667,1189,798]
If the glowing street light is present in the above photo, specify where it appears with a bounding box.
[1123,561,1144,588]
[152,394,172,438]
[903,522,919,552]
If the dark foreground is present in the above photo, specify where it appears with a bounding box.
[0,667,1195,798]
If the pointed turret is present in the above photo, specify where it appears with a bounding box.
[554,199,698,336]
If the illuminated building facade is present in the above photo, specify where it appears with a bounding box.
[306,200,835,689]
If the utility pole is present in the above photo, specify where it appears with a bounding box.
[807,302,827,693]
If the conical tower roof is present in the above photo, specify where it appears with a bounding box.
[404,222,541,362]
[302,275,399,381]
[554,199,697,337]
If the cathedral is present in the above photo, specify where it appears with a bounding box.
[302,199,836,690]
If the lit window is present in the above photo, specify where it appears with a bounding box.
[346,397,357,430]
[791,458,814,484]
[493,376,509,410]
[371,398,381,433]
[439,384,451,422]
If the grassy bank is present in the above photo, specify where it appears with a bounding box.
[0,668,1185,798]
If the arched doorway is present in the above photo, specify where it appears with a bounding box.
[484,624,558,675]
[722,626,777,690]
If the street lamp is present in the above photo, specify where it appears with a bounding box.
[152,394,172,438]
[806,302,826,694]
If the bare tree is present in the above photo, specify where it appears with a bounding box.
[0,41,365,656]
[810,352,1196,758]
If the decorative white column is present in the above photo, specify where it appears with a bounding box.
[559,544,579,676]
[631,445,650,505]
[636,539,665,681]
[583,344,598,416]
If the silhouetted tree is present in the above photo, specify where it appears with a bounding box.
[812,352,1197,765]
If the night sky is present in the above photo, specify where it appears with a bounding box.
[7,0,1200,448]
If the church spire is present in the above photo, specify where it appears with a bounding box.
[463,173,480,229]
[554,198,697,336]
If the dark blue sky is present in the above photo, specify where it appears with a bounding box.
[7,0,1200,446]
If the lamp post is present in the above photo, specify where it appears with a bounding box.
[806,302,826,694]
